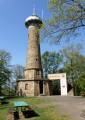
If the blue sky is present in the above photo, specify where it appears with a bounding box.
[0,0,85,66]
[0,0,49,65]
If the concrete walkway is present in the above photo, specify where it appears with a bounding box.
[40,96,85,120]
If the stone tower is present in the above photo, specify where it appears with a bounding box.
[17,15,51,96]
[24,15,43,80]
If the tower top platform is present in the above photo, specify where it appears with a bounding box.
[25,15,43,28]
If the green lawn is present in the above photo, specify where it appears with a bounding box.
[0,97,69,120]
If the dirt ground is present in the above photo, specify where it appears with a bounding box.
[39,96,85,120]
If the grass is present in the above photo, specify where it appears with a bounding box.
[0,108,7,120]
[33,106,68,120]
[0,97,69,120]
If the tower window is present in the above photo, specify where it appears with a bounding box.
[25,84,28,90]
[36,58,38,61]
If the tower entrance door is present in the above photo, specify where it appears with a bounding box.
[39,81,43,94]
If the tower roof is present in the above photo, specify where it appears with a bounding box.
[25,15,43,28]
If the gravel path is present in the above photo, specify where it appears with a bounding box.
[39,96,85,120]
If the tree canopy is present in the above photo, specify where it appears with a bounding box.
[0,50,11,94]
[42,51,63,78]
[61,43,85,95]
[44,0,85,43]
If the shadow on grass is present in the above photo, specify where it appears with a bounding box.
[14,111,19,120]
[22,109,39,118]
[13,110,39,120]
[1,101,9,105]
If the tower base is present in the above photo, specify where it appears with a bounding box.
[17,79,52,96]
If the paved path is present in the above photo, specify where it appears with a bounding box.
[40,96,85,120]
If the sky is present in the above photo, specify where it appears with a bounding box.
[0,0,49,65]
[0,0,85,66]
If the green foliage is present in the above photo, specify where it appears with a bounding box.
[0,50,11,94]
[52,80,60,95]
[0,50,25,96]
[76,74,85,94]
[42,51,63,78]
[45,0,85,43]
[61,43,85,95]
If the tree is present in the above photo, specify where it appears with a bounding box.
[42,51,63,95]
[0,50,11,95]
[61,43,85,95]
[42,51,63,78]
[12,64,24,80]
[5,64,24,96]
[76,74,85,96]
[44,0,85,43]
